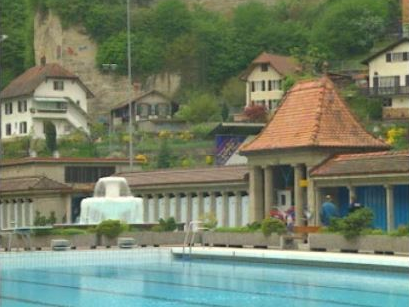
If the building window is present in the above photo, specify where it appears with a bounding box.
[5,123,11,135]
[19,122,27,134]
[268,80,282,91]
[379,76,399,87]
[253,81,264,91]
[65,166,116,183]
[18,100,27,113]
[382,98,392,107]
[53,80,64,91]
[386,52,409,62]
[5,102,13,115]
[251,81,255,92]
[261,64,268,72]
[268,99,280,110]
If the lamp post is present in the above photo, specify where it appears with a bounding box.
[127,0,133,170]
[0,34,8,159]
[102,63,117,155]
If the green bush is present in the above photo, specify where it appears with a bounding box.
[50,228,88,236]
[389,225,409,237]
[215,226,255,233]
[328,208,374,239]
[151,217,178,232]
[261,218,286,236]
[199,212,218,230]
[96,220,128,238]
[247,221,261,231]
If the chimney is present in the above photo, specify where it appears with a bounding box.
[40,56,46,66]
[403,0,409,37]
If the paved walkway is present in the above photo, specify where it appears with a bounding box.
[172,247,409,272]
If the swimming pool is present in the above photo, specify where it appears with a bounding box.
[1,248,408,306]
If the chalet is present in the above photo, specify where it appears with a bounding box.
[0,60,94,140]
[362,38,409,120]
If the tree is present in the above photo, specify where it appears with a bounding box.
[310,0,392,58]
[221,77,246,109]
[175,92,221,124]
[44,121,57,153]
[244,105,268,123]
[157,138,171,169]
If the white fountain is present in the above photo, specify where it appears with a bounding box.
[79,177,143,224]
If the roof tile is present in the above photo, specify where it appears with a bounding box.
[240,77,389,154]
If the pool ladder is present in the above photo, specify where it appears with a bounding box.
[182,220,207,258]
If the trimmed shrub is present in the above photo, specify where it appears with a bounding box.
[329,208,374,239]
[261,218,286,236]
[96,220,127,238]
[152,217,177,232]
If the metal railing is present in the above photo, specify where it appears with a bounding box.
[182,220,208,258]
[361,86,409,97]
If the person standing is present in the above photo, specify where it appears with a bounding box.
[320,195,339,226]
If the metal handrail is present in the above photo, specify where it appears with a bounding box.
[182,220,208,258]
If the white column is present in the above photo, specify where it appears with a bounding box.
[314,188,322,226]
[235,191,243,227]
[249,166,264,222]
[264,165,274,218]
[175,193,181,222]
[29,200,34,226]
[294,164,304,226]
[21,200,26,227]
[164,194,171,219]
[385,185,394,231]
[198,192,204,218]
[210,192,217,215]
[186,193,193,224]
[153,194,159,222]
[222,191,229,227]
[143,195,149,223]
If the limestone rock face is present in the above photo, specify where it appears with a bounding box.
[33,11,179,118]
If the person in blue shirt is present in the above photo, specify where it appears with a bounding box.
[320,195,339,226]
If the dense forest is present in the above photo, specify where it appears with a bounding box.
[0,0,401,92]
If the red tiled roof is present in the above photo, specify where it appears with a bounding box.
[240,77,390,154]
[240,52,299,80]
[1,157,133,166]
[0,63,94,99]
[117,165,249,188]
[311,150,409,177]
[0,176,71,193]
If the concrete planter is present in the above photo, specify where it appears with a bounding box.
[1,234,98,250]
[202,232,281,248]
[309,233,409,254]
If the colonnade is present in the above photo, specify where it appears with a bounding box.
[0,198,34,229]
[135,190,249,227]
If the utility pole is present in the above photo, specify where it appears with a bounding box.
[127,0,133,170]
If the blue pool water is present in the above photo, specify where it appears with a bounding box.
[0,249,408,307]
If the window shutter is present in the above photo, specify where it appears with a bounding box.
[251,82,255,92]
[268,81,272,91]
[386,53,391,62]
[262,81,265,91]
[406,75,409,86]
[136,104,142,115]
[403,52,408,61]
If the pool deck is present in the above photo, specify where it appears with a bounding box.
[172,247,409,272]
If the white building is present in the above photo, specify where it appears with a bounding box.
[240,52,299,113]
[0,61,94,140]
[362,38,409,120]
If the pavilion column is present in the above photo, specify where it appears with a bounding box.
[143,195,149,223]
[153,194,159,222]
[249,166,264,222]
[222,191,229,227]
[235,191,243,227]
[264,165,274,218]
[385,185,395,231]
[164,193,171,219]
[210,192,217,216]
[347,185,356,202]
[175,193,181,223]
[294,164,304,226]
[314,188,323,226]
[306,166,315,226]
[198,192,204,218]
[28,200,34,226]
[65,196,71,225]
[186,193,193,224]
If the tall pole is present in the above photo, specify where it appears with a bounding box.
[127,0,133,170]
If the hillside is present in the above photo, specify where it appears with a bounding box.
[0,0,401,118]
